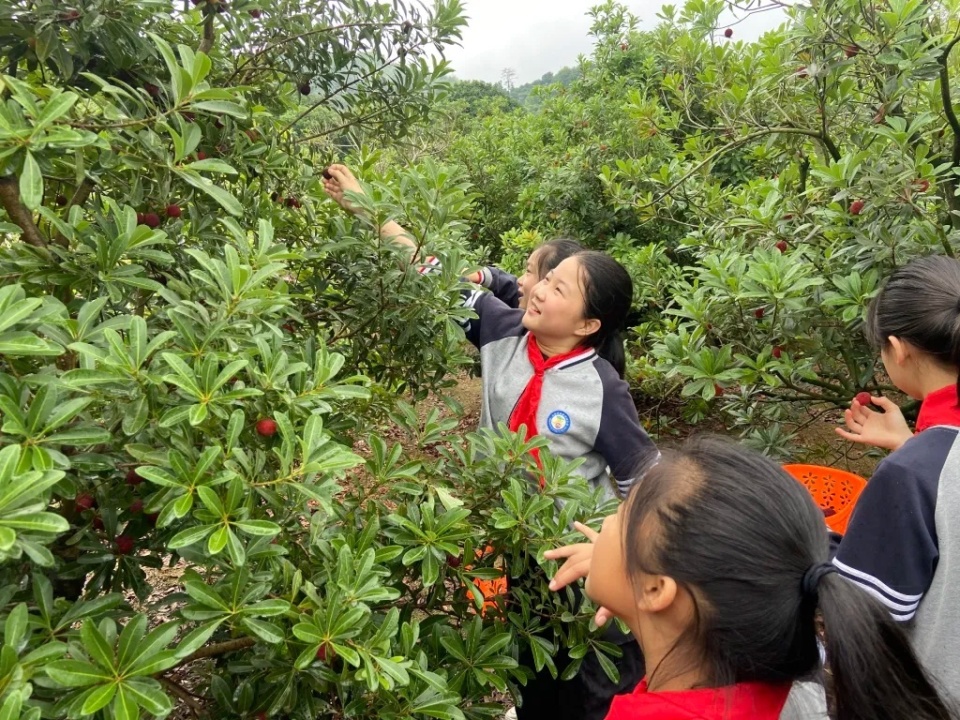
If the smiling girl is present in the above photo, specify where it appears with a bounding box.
[323,164,659,719]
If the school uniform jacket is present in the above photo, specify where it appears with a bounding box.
[833,384,960,698]
[460,289,658,499]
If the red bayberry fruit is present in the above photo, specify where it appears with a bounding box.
[915,179,930,192]
[115,534,135,555]
[63,9,81,22]
[256,713,268,720]
[75,493,96,511]
[316,644,336,662]
[772,346,783,359]
[714,384,724,397]
[144,82,161,97]
[447,554,462,568]
[55,193,67,206]
[129,498,144,514]
[196,150,208,161]
[285,196,301,208]
[256,418,277,437]
[844,44,859,58]
[249,8,261,17]
[298,83,311,96]
[782,213,794,220]
[136,212,146,225]
[754,307,765,319]
[724,28,733,38]
[145,512,159,526]
[125,467,143,486]
[165,204,182,218]
[855,391,872,406]
[850,199,865,215]
[92,515,104,531]
[775,240,788,253]
[142,212,161,228]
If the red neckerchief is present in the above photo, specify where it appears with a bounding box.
[508,334,591,486]
[916,385,960,433]
[605,679,791,720]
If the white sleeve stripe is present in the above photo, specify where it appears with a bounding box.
[835,571,922,614]
[463,290,483,310]
[832,558,925,603]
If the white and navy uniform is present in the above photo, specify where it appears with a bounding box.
[834,385,960,699]
[419,257,523,308]
[460,289,658,499]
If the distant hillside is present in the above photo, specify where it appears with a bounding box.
[509,66,580,107]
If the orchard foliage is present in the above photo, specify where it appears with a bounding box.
[438,0,960,454]
[0,1,625,719]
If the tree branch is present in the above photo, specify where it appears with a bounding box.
[0,176,47,249]
[198,9,215,55]
[158,677,203,719]
[638,126,841,211]
[178,636,256,665]
[53,178,95,249]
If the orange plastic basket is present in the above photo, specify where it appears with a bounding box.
[783,464,867,535]
[467,545,508,618]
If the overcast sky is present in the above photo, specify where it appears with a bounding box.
[444,1,791,85]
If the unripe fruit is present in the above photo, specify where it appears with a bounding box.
[775,240,788,253]
[256,418,277,437]
[75,493,96,511]
[165,204,182,218]
[115,534,135,555]
[724,28,733,38]
[125,467,143,486]
[855,392,872,407]
[849,199,865,215]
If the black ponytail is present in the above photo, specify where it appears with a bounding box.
[621,436,956,719]
[535,238,583,279]
[573,251,632,378]
[866,255,960,404]
[816,574,954,720]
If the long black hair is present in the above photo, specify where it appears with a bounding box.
[573,251,633,378]
[621,436,953,720]
[865,255,960,404]
[535,238,583,279]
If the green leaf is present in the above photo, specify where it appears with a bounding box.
[207,525,229,554]
[233,520,280,537]
[242,617,284,644]
[80,619,115,671]
[80,682,117,715]
[189,100,247,118]
[112,683,138,720]
[19,152,43,210]
[124,677,174,716]
[4,603,27,648]
[174,168,243,216]
[45,660,112,687]
[168,523,214,549]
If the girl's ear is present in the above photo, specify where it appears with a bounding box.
[887,336,911,366]
[636,573,679,613]
[575,317,602,338]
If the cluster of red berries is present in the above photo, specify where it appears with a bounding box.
[136,204,182,228]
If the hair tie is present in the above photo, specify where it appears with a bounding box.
[801,563,837,597]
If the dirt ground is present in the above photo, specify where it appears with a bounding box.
[154,374,878,719]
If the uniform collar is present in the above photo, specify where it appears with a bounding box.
[916,385,960,433]
[605,679,791,720]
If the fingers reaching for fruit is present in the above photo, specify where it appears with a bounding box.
[543,521,613,627]
[322,164,365,214]
[835,394,914,451]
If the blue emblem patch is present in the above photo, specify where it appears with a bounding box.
[546,411,571,435]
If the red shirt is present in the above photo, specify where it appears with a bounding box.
[916,384,960,432]
[605,680,791,720]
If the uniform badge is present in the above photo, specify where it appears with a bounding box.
[546,410,571,435]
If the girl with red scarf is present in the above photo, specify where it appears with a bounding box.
[546,436,953,720]
[323,165,659,720]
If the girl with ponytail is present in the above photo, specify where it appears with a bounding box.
[323,165,657,720]
[831,254,960,700]
[547,436,956,719]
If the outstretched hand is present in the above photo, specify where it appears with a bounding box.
[322,164,365,214]
[835,394,913,451]
[544,521,613,628]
